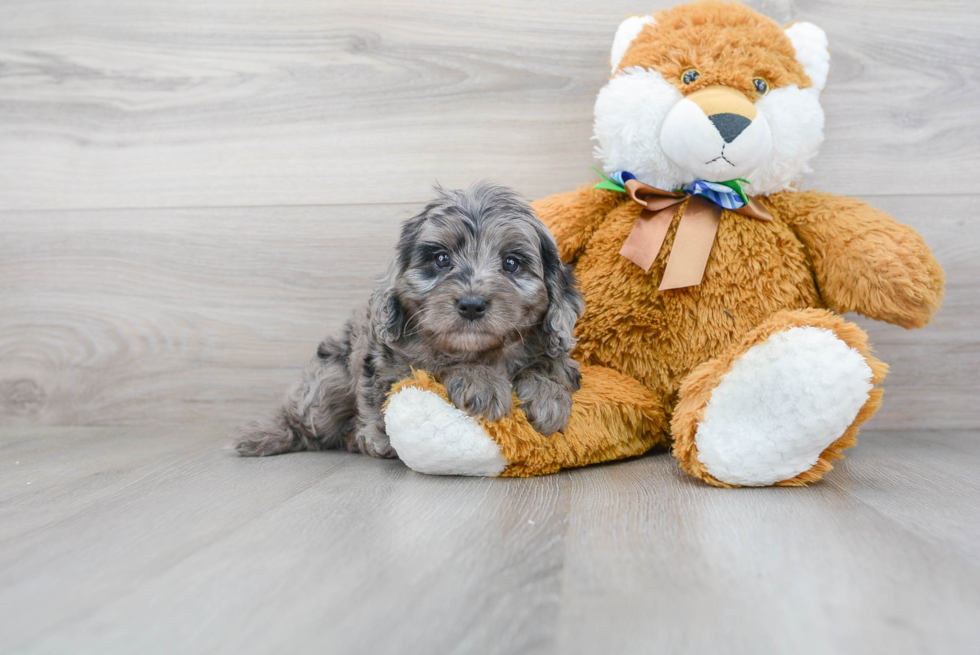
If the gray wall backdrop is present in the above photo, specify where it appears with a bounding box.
[1,0,978,430]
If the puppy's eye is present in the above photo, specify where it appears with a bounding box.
[434,252,452,269]
[682,69,700,85]
[753,78,769,95]
[502,256,520,273]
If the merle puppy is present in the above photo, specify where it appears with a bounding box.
[234,183,584,459]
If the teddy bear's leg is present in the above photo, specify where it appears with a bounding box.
[671,308,888,487]
[383,366,668,477]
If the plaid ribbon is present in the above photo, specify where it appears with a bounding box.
[607,171,749,210]
[683,180,746,210]
[594,169,771,289]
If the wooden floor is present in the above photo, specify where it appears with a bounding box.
[1,427,979,654]
[2,0,980,652]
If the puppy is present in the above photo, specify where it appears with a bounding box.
[234,182,584,459]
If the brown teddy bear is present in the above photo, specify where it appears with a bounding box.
[382,0,944,486]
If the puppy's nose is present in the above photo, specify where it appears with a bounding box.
[709,113,751,143]
[456,297,488,321]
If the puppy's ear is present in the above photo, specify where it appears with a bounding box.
[371,209,427,344]
[370,260,405,344]
[537,225,584,357]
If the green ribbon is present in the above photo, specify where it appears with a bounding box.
[591,167,751,206]
[591,167,626,193]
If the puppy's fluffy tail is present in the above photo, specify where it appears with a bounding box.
[234,331,357,457]
[233,409,313,457]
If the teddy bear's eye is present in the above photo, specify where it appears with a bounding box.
[682,69,700,85]
[753,78,770,95]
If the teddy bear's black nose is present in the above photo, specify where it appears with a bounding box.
[709,113,752,143]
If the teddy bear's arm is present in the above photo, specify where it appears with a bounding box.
[532,185,625,263]
[768,190,944,329]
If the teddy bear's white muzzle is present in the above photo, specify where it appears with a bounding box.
[660,95,773,183]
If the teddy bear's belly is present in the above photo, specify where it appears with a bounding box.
[572,204,821,407]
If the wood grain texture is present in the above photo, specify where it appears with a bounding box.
[0,0,978,211]
[2,196,976,429]
[0,426,978,654]
[2,1,978,652]
[554,430,980,655]
[0,203,409,425]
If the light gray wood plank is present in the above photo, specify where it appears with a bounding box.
[0,426,567,655]
[1,426,978,654]
[0,203,411,426]
[2,196,975,429]
[554,440,980,655]
[828,430,980,568]
[0,0,977,211]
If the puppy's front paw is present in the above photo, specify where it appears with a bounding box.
[444,369,513,423]
[514,374,573,435]
[347,423,396,459]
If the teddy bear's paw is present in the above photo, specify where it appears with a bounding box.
[383,385,508,476]
[694,326,874,486]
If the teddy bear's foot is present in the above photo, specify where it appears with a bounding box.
[672,309,888,487]
[384,382,509,476]
[384,367,668,477]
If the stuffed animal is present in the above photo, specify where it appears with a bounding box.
[381,0,944,486]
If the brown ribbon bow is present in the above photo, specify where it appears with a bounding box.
[618,179,773,290]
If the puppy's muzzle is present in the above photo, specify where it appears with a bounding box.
[456,297,488,321]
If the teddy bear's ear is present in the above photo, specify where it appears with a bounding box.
[610,15,655,73]
[785,21,830,92]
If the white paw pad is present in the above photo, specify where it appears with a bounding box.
[384,387,508,476]
[695,327,874,486]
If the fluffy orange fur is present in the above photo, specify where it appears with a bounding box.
[670,308,888,487]
[767,192,945,329]
[471,181,940,481]
[618,0,811,98]
[389,367,669,477]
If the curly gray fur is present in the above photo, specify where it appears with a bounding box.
[234,182,584,459]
